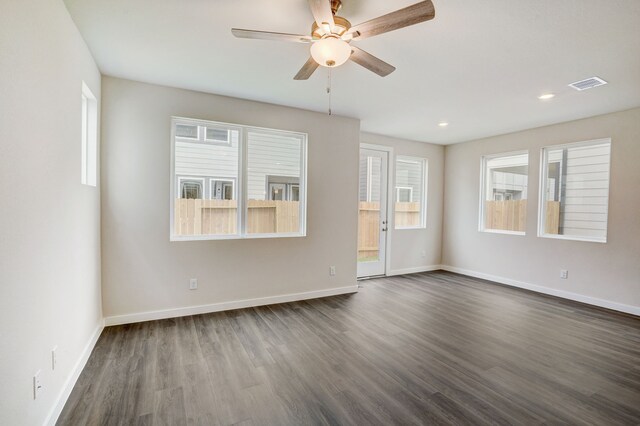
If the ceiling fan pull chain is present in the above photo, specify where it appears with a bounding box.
[327,67,332,116]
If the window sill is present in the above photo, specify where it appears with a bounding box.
[538,233,606,244]
[479,229,526,236]
[170,232,306,242]
[176,137,232,147]
[394,226,426,230]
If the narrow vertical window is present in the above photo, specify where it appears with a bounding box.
[480,152,529,234]
[394,156,427,229]
[81,82,97,186]
[539,139,611,242]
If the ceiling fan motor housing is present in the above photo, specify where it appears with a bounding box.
[311,16,351,39]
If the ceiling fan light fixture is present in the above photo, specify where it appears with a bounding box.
[310,36,352,68]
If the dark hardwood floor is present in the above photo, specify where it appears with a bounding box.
[58,271,640,425]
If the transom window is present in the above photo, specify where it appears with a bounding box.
[171,118,307,240]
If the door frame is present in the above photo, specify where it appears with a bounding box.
[359,143,394,278]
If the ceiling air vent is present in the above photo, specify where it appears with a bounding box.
[568,77,608,91]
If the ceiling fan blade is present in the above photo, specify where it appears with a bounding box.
[294,57,320,80]
[231,28,312,43]
[347,0,435,40]
[307,0,335,30]
[349,46,396,77]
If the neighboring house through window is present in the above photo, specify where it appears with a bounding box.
[479,151,529,234]
[394,156,427,229]
[172,118,307,240]
[538,138,611,242]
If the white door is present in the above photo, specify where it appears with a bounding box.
[357,148,388,278]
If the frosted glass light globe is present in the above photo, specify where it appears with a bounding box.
[310,37,352,67]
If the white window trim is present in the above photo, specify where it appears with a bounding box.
[177,176,206,199]
[394,156,428,230]
[81,81,97,187]
[265,175,300,201]
[170,117,307,241]
[174,124,200,140]
[175,123,232,146]
[396,186,413,202]
[204,128,231,145]
[478,150,529,236]
[537,138,611,244]
[208,178,236,200]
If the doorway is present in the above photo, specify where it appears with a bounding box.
[357,146,389,278]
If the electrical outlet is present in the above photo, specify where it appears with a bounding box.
[560,269,568,279]
[421,250,426,258]
[189,278,198,290]
[33,370,42,399]
[329,266,336,276]
[52,346,57,370]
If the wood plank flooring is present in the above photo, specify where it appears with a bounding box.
[58,271,640,425]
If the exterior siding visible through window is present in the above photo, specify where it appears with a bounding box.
[394,156,427,229]
[171,118,307,241]
[538,139,611,243]
[479,151,529,234]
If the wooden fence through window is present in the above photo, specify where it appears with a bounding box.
[176,199,560,246]
[357,202,420,260]
[484,200,560,233]
[174,199,299,235]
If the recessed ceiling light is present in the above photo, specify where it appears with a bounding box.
[538,93,555,100]
[438,122,449,127]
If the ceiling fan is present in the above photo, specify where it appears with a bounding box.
[231,0,435,80]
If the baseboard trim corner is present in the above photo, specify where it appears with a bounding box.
[45,320,104,426]
[387,265,442,276]
[440,265,640,317]
[104,284,359,326]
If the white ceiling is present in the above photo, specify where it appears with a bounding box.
[64,0,640,144]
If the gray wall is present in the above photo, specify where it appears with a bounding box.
[443,108,640,310]
[101,77,360,319]
[360,133,445,274]
[0,0,103,424]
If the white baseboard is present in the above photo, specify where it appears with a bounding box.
[440,265,640,317]
[386,265,442,276]
[45,321,104,426]
[104,285,359,326]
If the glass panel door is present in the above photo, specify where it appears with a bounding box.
[357,148,388,278]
